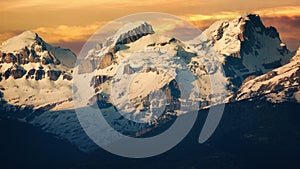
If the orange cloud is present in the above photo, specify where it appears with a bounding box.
[254,6,300,17]
[33,22,104,43]
[0,22,106,54]
[181,12,242,30]
[182,6,300,23]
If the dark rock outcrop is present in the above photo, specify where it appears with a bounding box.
[47,70,62,81]
[10,64,27,79]
[35,67,45,80]
[26,69,36,79]
[90,75,111,88]
[62,73,73,81]
[116,22,154,45]
[1,64,27,79]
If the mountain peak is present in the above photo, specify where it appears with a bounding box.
[0,30,76,68]
[244,14,263,24]
[16,30,37,40]
[197,13,295,90]
[0,31,43,53]
[203,13,293,62]
[203,14,276,44]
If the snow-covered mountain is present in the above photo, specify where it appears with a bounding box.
[76,21,228,126]
[0,14,299,153]
[192,14,295,91]
[75,21,204,139]
[0,31,75,109]
[0,31,97,152]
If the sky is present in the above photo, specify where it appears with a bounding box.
[0,0,299,54]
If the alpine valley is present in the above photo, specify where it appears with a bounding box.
[0,14,299,169]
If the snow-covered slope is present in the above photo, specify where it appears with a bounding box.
[0,31,38,52]
[236,52,300,103]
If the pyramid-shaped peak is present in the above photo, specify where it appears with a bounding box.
[17,30,37,39]
[242,14,273,29]
[203,13,284,53]
[0,30,44,53]
[243,14,261,21]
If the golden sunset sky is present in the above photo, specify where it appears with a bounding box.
[1,0,299,54]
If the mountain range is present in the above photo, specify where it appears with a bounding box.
[0,14,300,168]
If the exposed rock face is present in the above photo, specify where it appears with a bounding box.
[0,47,61,65]
[98,52,114,69]
[241,75,257,85]
[3,69,11,79]
[239,15,280,55]
[62,73,73,81]
[10,64,27,79]
[0,32,61,66]
[47,70,62,81]
[88,93,111,108]
[0,64,27,79]
[90,75,111,88]
[4,53,16,63]
[78,58,100,74]
[35,67,45,80]
[80,22,155,71]
[115,22,154,45]
[123,64,135,75]
[0,64,67,81]
[26,69,36,79]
